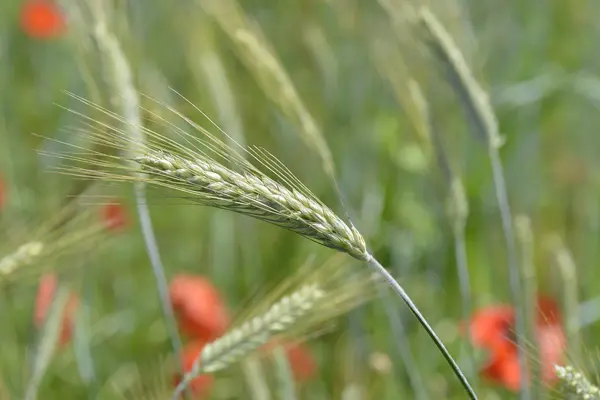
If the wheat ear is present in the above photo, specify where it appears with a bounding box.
[49,96,367,260]
[172,285,324,399]
[134,151,367,260]
[555,365,600,399]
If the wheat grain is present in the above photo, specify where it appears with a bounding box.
[172,284,324,399]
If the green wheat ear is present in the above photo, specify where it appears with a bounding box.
[48,93,368,261]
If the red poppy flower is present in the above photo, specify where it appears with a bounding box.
[465,296,566,391]
[33,273,79,346]
[20,1,65,39]
[262,340,317,383]
[173,340,214,398]
[100,201,128,233]
[169,274,230,341]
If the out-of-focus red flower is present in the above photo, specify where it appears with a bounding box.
[0,174,6,211]
[20,0,65,39]
[465,296,566,391]
[281,341,317,382]
[173,340,214,398]
[101,201,128,233]
[34,273,79,346]
[169,274,230,341]
[263,340,317,383]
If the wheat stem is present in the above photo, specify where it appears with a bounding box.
[515,215,540,397]
[366,255,477,400]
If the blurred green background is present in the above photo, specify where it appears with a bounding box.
[1,0,599,399]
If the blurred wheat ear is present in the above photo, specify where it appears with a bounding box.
[172,284,324,399]
[555,365,600,399]
[0,200,112,283]
[172,254,379,398]
[43,92,477,399]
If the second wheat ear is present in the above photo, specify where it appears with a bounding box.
[47,93,477,399]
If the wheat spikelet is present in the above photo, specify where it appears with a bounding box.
[555,365,600,399]
[173,284,324,398]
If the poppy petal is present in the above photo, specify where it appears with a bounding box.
[169,274,230,341]
[20,1,65,39]
[467,305,514,349]
[537,324,566,383]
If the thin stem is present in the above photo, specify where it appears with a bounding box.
[515,215,539,397]
[134,182,186,371]
[366,254,477,400]
[452,220,475,380]
[377,282,428,399]
[488,149,528,399]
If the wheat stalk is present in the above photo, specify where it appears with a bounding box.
[555,365,600,399]
[172,284,324,399]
